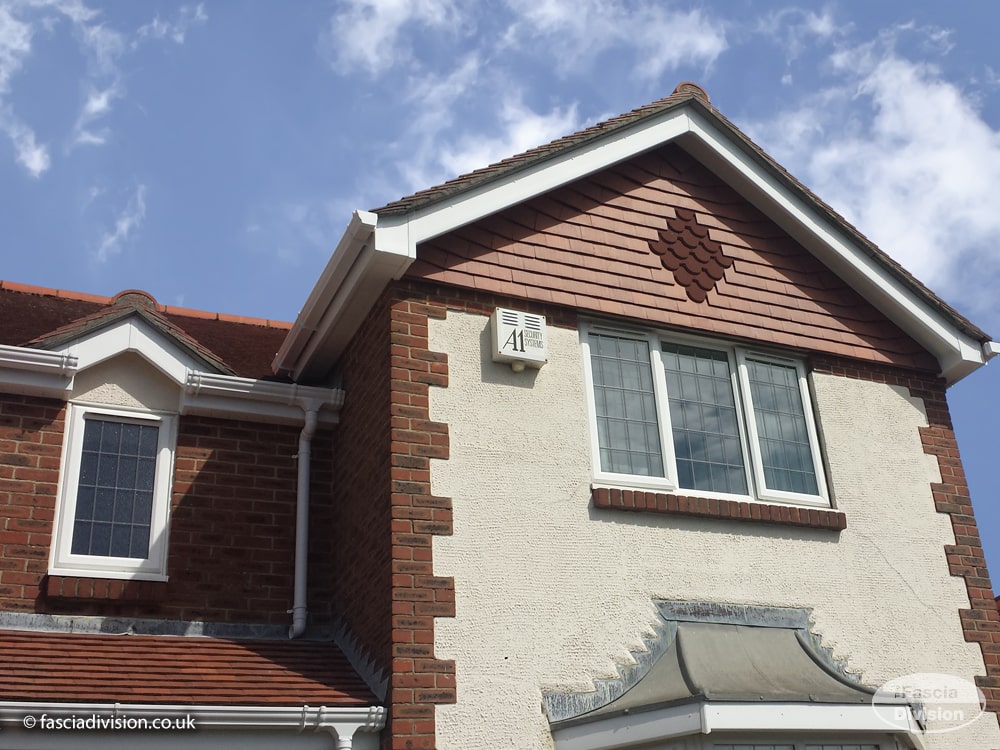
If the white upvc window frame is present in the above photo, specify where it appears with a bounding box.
[50,403,175,581]
[581,324,830,508]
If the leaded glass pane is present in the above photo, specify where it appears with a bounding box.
[71,418,158,559]
[746,358,819,495]
[662,343,747,494]
[590,334,663,476]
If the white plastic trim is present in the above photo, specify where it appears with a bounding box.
[287,98,989,384]
[182,372,344,424]
[551,701,923,750]
[0,344,77,374]
[289,405,320,639]
[273,210,379,377]
[63,318,205,385]
[681,109,985,384]
[0,702,386,748]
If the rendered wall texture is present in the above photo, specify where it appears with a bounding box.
[427,309,999,750]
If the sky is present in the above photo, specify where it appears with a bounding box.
[2,2,999,576]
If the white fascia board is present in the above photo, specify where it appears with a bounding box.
[287,111,693,380]
[703,701,919,733]
[551,703,702,750]
[682,110,986,384]
[290,238,413,381]
[375,111,694,255]
[552,702,923,750]
[0,701,386,737]
[181,371,344,425]
[61,317,205,386]
[273,210,379,377]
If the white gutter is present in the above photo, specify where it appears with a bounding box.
[290,403,320,639]
[0,702,386,749]
[0,343,77,374]
[183,371,344,425]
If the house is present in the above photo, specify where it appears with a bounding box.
[0,82,998,750]
[0,286,385,748]
[271,83,1000,749]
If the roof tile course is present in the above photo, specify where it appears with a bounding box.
[407,143,939,371]
[0,282,291,381]
[379,86,986,344]
[0,630,375,706]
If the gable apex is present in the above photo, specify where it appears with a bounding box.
[278,86,995,384]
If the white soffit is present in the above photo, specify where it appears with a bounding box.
[284,98,991,383]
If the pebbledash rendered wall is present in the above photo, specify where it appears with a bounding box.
[426,310,1000,750]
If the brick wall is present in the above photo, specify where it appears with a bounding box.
[0,392,335,626]
[330,284,459,750]
[0,394,64,611]
[813,355,1000,726]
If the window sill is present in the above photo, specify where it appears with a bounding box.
[592,487,846,531]
[44,575,168,602]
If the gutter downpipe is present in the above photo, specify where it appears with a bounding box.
[290,402,322,639]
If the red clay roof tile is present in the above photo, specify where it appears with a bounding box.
[0,283,292,381]
[377,86,987,344]
[0,630,375,706]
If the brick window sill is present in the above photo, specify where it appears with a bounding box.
[592,487,847,531]
[45,575,168,602]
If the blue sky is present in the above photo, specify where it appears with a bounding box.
[3,1,1000,577]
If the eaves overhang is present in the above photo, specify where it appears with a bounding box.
[277,91,995,385]
[0,318,343,425]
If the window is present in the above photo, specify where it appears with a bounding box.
[584,328,828,506]
[51,405,175,580]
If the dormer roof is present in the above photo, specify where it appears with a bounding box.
[0,281,291,381]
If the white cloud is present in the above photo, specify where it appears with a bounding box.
[1,112,50,176]
[397,91,582,193]
[97,184,147,262]
[754,5,845,84]
[0,0,209,172]
[134,3,207,46]
[0,2,34,94]
[747,26,1000,316]
[501,0,727,80]
[320,0,467,75]
[72,81,120,145]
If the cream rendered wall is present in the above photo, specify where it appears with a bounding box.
[428,311,999,750]
[71,352,179,412]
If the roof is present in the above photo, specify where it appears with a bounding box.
[0,629,375,706]
[556,621,876,727]
[281,83,994,384]
[0,282,291,381]
[374,83,986,346]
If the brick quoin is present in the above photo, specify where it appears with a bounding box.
[813,355,1000,729]
[386,286,455,750]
